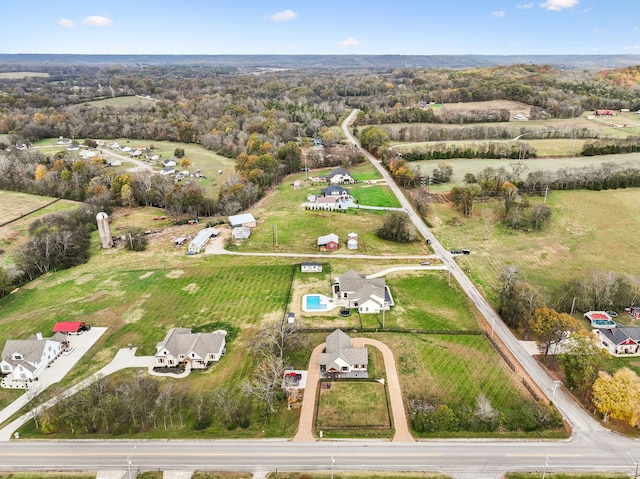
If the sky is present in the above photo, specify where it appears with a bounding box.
[4,0,640,56]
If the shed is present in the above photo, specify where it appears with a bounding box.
[301,262,322,273]
[187,227,219,254]
[232,226,251,239]
[317,233,339,250]
[228,213,257,228]
[52,321,87,334]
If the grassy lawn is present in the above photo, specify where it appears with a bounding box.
[316,381,391,432]
[351,185,401,208]
[268,473,449,479]
[429,189,640,305]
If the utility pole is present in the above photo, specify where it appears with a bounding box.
[627,452,639,479]
[541,456,549,479]
[543,185,549,203]
[127,445,137,479]
[271,225,278,247]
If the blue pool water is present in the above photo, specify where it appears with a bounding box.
[305,295,326,310]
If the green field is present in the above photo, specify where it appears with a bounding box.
[420,154,640,191]
[316,381,391,430]
[429,189,640,303]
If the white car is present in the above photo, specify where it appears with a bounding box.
[63,346,75,356]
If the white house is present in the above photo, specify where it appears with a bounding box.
[333,269,394,314]
[1,332,65,381]
[187,227,219,254]
[593,327,640,356]
[319,329,368,377]
[155,328,226,369]
[79,149,97,160]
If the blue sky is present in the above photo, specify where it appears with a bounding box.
[4,1,640,56]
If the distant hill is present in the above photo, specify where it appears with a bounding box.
[1,54,639,70]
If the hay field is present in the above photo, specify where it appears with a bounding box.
[429,188,640,301]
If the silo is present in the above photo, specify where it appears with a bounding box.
[347,232,358,250]
[96,212,113,248]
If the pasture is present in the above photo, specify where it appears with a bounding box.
[429,189,640,303]
[73,95,155,109]
[0,192,80,267]
[0,72,49,79]
[418,154,640,191]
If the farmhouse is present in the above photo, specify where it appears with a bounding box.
[319,329,368,377]
[228,213,257,228]
[333,269,394,314]
[146,152,160,161]
[160,166,176,175]
[593,326,640,356]
[163,158,177,167]
[301,262,322,273]
[317,233,339,250]
[187,227,219,254]
[155,328,226,369]
[595,109,615,116]
[1,332,66,381]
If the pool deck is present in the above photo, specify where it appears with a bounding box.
[302,293,337,313]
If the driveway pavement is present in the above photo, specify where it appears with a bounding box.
[0,327,107,426]
[293,337,413,443]
[0,343,155,441]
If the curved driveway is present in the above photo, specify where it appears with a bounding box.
[293,338,413,443]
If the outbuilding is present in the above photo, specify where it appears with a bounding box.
[52,321,88,334]
[228,213,257,228]
[187,227,219,254]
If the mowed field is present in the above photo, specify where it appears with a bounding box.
[429,188,640,302]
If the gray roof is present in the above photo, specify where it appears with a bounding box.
[157,328,226,359]
[228,213,256,227]
[319,329,368,371]
[317,233,339,246]
[337,269,386,301]
[232,226,251,239]
[2,333,64,370]
[600,326,640,345]
[321,185,350,196]
[326,167,351,178]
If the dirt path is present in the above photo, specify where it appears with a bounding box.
[292,337,414,443]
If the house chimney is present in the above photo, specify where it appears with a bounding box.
[36,332,43,340]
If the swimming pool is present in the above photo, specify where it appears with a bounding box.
[305,295,325,310]
[302,293,336,312]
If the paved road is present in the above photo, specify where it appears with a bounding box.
[0,436,638,479]
[340,109,606,436]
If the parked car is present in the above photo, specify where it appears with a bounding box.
[63,346,75,356]
[287,312,295,323]
[420,261,431,266]
[606,310,619,318]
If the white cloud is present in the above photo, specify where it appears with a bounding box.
[266,10,297,22]
[623,45,640,51]
[82,15,113,27]
[517,3,535,8]
[539,0,579,11]
[57,18,75,28]
[492,10,506,18]
[337,37,360,48]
